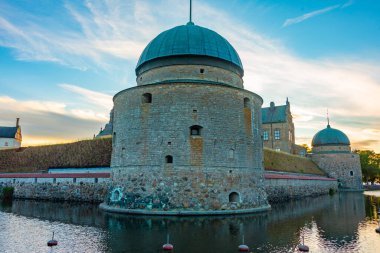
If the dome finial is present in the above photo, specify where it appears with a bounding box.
[327,108,330,128]
[187,0,194,25]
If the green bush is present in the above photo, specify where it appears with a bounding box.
[2,187,14,200]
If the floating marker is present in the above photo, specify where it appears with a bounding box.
[238,235,249,252]
[162,234,173,251]
[47,232,58,247]
[376,221,380,233]
[298,236,309,252]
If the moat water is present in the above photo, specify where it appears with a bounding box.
[1,192,380,253]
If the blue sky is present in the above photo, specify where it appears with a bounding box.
[0,0,379,151]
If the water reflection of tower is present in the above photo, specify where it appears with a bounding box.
[315,193,365,245]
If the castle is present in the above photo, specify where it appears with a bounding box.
[311,122,363,190]
[95,6,363,215]
[100,18,271,214]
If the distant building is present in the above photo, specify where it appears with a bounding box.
[310,122,362,190]
[261,99,295,153]
[0,118,22,150]
[95,109,114,139]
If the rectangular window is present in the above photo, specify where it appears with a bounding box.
[263,131,269,141]
[275,148,281,152]
[274,129,280,140]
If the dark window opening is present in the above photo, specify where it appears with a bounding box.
[350,171,354,176]
[190,125,203,136]
[53,178,56,183]
[165,155,173,164]
[168,142,172,145]
[34,178,37,183]
[244,97,250,108]
[193,109,197,113]
[142,93,152,103]
[95,178,99,183]
[200,68,205,74]
[73,178,77,183]
[229,192,240,203]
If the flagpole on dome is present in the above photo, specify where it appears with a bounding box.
[188,0,194,25]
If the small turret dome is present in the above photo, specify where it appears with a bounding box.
[135,23,243,76]
[311,124,350,147]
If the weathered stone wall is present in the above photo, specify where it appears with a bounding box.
[312,145,351,153]
[262,121,293,153]
[110,82,267,212]
[265,176,338,203]
[311,153,363,189]
[108,166,267,211]
[112,82,262,170]
[1,172,338,205]
[137,65,243,88]
[0,182,109,203]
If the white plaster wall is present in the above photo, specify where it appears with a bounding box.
[0,138,21,150]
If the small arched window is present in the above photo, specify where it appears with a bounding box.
[229,192,240,203]
[228,149,234,159]
[142,93,152,103]
[190,125,203,136]
[165,155,173,164]
[244,97,250,108]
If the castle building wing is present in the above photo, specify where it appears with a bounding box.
[262,105,287,124]
[0,126,18,138]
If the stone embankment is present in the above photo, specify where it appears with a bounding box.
[0,171,338,204]
[265,171,337,202]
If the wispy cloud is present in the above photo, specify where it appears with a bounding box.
[0,0,379,151]
[59,84,113,109]
[283,5,340,27]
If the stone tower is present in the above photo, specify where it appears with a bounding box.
[311,123,363,190]
[101,21,269,215]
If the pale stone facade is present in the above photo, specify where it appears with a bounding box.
[261,100,295,153]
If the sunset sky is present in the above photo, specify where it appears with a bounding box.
[0,0,379,152]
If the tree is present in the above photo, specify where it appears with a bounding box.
[355,150,380,184]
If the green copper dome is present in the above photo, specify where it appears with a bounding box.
[136,23,243,74]
[312,124,350,147]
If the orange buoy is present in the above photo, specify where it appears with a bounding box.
[162,234,173,251]
[238,235,249,252]
[298,236,309,252]
[47,232,58,247]
[376,221,380,233]
[238,244,249,252]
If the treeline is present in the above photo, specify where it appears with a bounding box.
[355,150,380,184]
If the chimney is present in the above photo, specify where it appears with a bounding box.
[16,118,20,127]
